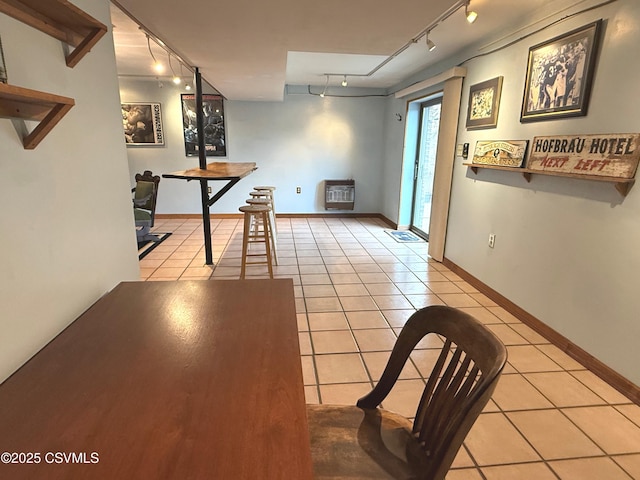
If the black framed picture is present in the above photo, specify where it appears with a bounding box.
[181,93,226,156]
[520,20,602,123]
[466,76,503,129]
[121,103,164,145]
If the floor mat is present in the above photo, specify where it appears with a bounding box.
[385,230,425,243]
[138,232,172,260]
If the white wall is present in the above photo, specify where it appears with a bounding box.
[444,0,640,385]
[121,80,388,214]
[0,0,139,383]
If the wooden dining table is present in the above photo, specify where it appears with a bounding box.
[163,162,257,265]
[0,279,313,479]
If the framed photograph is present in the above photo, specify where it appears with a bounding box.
[0,35,8,84]
[122,103,164,145]
[181,93,226,156]
[466,76,503,129]
[521,20,602,122]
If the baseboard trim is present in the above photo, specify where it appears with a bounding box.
[443,257,640,405]
[156,212,397,227]
[155,213,242,219]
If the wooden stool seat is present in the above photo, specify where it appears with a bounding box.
[239,204,274,279]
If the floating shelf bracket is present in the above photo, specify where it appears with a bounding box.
[0,0,107,67]
[0,83,74,149]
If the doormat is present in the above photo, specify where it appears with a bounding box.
[385,230,425,243]
[138,232,172,260]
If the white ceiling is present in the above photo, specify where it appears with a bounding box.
[110,0,596,101]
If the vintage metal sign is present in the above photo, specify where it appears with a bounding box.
[472,140,528,167]
[527,134,640,178]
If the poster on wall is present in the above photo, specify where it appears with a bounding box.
[181,93,226,157]
[472,140,529,167]
[121,103,164,145]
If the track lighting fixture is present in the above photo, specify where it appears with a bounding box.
[320,75,329,98]
[426,33,436,52]
[311,0,475,89]
[146,34,164,73]
[465,1,477,23]
[168,53,181,84]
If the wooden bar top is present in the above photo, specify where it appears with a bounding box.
[0,279,312,479]
[163,162,257,181]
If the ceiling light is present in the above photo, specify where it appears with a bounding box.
[465,1,477,23]
[168,54,181,84]
[426,33,436,52]
[320,75,329,98]
[341,75,348,87]
[147,35,164,73]
[185,83,192,91]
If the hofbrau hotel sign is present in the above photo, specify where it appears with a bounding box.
[527,134,640,179]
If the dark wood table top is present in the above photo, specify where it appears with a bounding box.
[162,161,257,181]
[0,279,313,479]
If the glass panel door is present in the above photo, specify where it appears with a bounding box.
[410,98,442,240]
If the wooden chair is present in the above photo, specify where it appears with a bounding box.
[132,170,160,242]
[307,305,507,480]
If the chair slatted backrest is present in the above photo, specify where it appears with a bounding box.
[356,305,507,480]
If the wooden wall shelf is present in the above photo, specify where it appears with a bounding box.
[463,163,635,197]
[0,0,107,68]
[0,82,74,149]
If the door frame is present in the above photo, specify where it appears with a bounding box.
[396,67,466,262]
[409,96,443,241]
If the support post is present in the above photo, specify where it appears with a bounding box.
[195,67,213,265]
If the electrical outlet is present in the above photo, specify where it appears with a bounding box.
[296,186,301,194]
[488,233,496,248]
[207,186,212,194]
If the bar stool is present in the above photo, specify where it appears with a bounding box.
[250,187,277,233]
[239,204,274,279]
[245,198,278,265]
[253,186,276,212]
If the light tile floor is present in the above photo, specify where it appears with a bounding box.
[141,216,640,479]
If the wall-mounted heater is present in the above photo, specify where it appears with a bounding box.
[324,179,355,210]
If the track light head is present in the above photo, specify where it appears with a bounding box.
[465,1,477,23]
[320,75,329,98]
[426,34,436,52]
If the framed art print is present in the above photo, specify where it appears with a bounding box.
[122,103,164,145]
[466,76,503,129]
[521,20,602,122]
